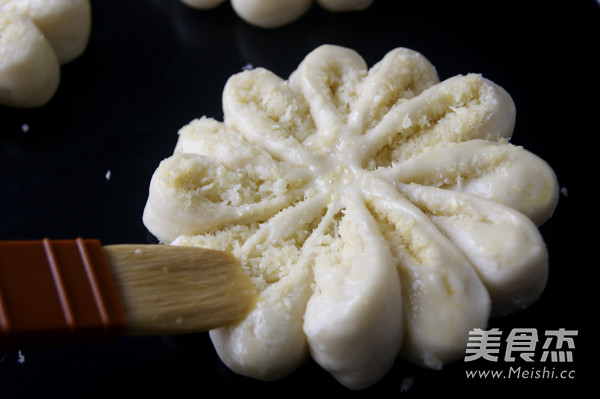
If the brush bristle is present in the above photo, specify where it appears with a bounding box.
[102,244,257,335]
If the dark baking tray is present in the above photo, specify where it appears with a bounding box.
[1,0,597,397]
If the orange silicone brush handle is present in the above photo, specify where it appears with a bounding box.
[0,238,126,352]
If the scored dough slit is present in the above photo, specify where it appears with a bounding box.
[393,182,549,315]
[363,178,490,369]
[304,192,403,389]
[363,74,516,169]
[349,47,440,133]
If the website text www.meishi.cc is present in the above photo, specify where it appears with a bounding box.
[463,328,577,380]
[465,365,576,380]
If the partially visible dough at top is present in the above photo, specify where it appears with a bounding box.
[180,0,374,28]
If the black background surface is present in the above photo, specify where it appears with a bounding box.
[1,0,597,397]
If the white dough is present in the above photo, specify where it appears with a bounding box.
[181,0,374,28]
[0,0,91,107]
[0,12,59,108]
[231,0,312,28]
[143,45,558,389]
[0,0,91,64]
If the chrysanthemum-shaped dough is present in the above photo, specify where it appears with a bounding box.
[143,45,559,389]
[0,0,91,107]
[180,0,374,28]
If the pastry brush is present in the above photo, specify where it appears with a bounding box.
[0,238,257,352]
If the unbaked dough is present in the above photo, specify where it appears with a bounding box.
[0,0,91,107]
[143,45,559,389]
[180,0,374,28]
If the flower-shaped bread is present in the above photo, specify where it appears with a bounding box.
[143,45,559,389]
[0,0,91,107]
[181,0,374,28]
